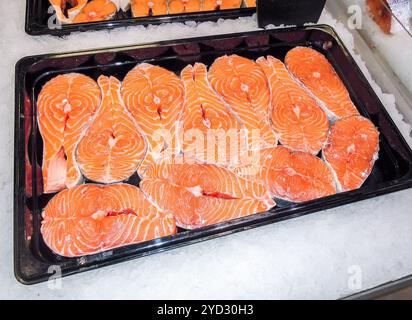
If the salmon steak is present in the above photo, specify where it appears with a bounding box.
[257,55,329,155]
[121,63,184,177]
[76,75,146,183]
[285,47,360,119]
[141,161,275,229]
[236,146,337,202]
[37,73,101,193]
[131,0,167,17]
[169,0,201,13]
[49,0,88,23]
[202,0,242,10]
[208,55,277,150]
[181,63,246,166]
[72,0,117,23]
[41,184,177,257]
[323,116,379,192]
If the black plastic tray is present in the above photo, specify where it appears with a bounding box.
[25,0,256,36]
[14,25,412,284]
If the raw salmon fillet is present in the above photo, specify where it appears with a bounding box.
[257,55,329,155]
[208,54,277,150]
[323,116,379,192]
[72,0,117,23]
[285,47,360,119]
[76,75,146,183]
[181,63,246,166]
[41,184,176,257]
[141,161,275,229]
[169,0,201,13]
[121,63,184,177]
[202,0,242,10]
[236,146,337,202]
[49,0,88,23]
[131,0,167,17]
[37,73,101,193]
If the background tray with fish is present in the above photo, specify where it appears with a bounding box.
[15,25,412,284]
[25,0,256,36]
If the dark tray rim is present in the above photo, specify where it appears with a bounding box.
[25,0,256,36]
[14,24,412,285]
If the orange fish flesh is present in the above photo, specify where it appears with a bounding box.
[76,75,147,183]
[323,116,379,192]
[49,0,88,23]
[131,0,167,17]
[140,161,275,229]
[257,55,329,155]
[208,54,277,150]
[181,62,246,167]
[41,183,176,257]
[72,0,117,23]
[235,146,337,202]
[285,47,360,119]
[121,63,184,177]
[37,73,101,193]
[169,0,201,13]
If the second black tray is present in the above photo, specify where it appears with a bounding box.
[26,0,256,36]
